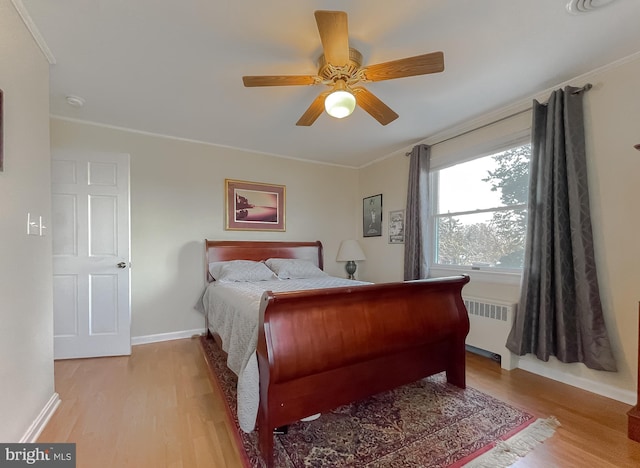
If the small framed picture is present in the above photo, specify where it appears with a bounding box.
[363,194,382,237]
[225,179,286,231]
[388,210,405,244]
[0,89,3,172]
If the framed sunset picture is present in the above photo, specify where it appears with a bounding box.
[225,179,286,231]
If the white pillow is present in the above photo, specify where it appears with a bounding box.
[208,260,277,282]
[265,258,328,279]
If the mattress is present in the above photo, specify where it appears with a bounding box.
[197,277,368,432]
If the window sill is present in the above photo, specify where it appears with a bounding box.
[430,266,522,286]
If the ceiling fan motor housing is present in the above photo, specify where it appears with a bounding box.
[317,47,363,83]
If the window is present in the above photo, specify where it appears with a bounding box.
[431,142,531,271]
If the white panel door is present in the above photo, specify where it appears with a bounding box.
[51,151,131,359]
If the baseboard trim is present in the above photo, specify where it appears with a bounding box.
[131,328,206,346]
[518,357,636,405]
[20,393,60,443]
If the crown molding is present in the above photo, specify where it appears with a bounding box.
[11,0,56,65]
[50,115,359,169]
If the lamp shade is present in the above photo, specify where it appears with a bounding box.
[324,79,356,119]
[336,239,366,261]
[325,90,356,119]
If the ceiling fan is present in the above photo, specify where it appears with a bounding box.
[242,10,445,126]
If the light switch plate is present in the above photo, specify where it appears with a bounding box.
[27,213,40,236]
[39,216,47,236]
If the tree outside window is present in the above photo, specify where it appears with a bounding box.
[433,143,531,270]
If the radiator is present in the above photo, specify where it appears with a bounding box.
[463,296,518,370]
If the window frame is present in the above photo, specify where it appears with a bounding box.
[428,134,531,282]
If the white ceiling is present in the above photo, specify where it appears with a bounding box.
[18,0,640,167]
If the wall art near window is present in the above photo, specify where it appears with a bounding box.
[225,179,286,231]
[0,89,3,172]
[388,210,405,244]
[363,194,383,237]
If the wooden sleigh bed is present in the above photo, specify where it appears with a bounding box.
[202,239,470,467]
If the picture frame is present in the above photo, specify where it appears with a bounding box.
[225,179,286,231]
[388,210,405,244]
[0,89,4,172]
[363,194,383,237]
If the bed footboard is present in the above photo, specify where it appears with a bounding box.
[255,275,470,467]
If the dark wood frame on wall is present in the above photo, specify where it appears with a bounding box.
[224,179,286,231]
[363,193,383,237]
[0,89,4,172]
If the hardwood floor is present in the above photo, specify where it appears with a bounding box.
[466,353,640,468]
[39,337,640,467]
[39,338,244,468]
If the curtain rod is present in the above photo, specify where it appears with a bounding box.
[405,83,592,156]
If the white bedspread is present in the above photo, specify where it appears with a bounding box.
[196,277,368,432]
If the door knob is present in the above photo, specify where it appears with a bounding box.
[117,262,127,269]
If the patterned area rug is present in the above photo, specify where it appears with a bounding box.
[199,336,557,467]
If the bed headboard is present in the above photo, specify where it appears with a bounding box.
[204,240,324,282]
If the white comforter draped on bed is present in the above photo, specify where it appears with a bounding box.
[197,277,367,432]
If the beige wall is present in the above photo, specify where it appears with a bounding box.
[0,0,55,441]
[50,119,359,338]
[358,54,640,403]
[356,152,411,283]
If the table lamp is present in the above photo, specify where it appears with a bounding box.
[336,239,366,280]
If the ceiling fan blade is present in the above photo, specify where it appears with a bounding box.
[362,51,444,82]
[296,92,328,126]
[355,88,399,126]
[243,75,318,87]
[314,10,349,66]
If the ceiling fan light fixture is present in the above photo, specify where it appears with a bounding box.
[325,90,356,119]
[324,81,356,119]
[243,11,444,126]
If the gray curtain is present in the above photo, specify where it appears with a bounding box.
[506,86,617,371]
[404,144,431,280]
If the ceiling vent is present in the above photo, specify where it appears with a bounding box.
[566,0,616,14]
